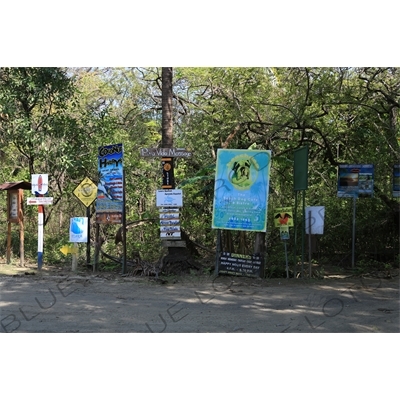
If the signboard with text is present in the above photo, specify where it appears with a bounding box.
[156,189,183,207]
[140,148,192,158]
[337,164,374,198]
[212,149,271,232]
[96,144,124,224]
[218,252,262,277]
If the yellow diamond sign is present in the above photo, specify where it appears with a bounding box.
[73,177,97,207]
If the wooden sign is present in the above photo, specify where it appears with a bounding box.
[140,148,192,158]
[8,190,22,223]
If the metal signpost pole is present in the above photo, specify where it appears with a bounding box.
[308,209,312,278]
[37,195,44,270]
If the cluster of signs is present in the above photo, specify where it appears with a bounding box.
[27,174,53,205]
[156,189,183,239]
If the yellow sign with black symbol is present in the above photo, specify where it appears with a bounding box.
[73,177,97,207]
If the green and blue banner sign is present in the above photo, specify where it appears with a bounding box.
[212,149,271,232]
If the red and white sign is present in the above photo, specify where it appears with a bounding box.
[31,174,49,195]
[27,197,54,205]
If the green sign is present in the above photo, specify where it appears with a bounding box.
[293,146,308,191]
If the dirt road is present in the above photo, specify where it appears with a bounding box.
[1,272,398,333]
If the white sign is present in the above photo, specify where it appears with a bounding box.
[160,225,181,232]
[27,197,54,205]
[156,190,183,207]
[69,217,88,242]
[305,206,325,235]
[31,174,49,195]
[159,213,180,219]
[160,231,181,239]
[160,219,180,226]
[158,207,180,213]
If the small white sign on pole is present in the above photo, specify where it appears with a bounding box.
[305,206,325,235]
[156,190,183,207]
[69,217,88,242]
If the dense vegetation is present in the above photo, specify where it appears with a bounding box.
[0,67,399,276]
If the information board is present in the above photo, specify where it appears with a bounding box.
[212,149,271,232]
[337,164,374,198]
[218,252,263,277]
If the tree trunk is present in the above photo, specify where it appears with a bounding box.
[162,67,173,148]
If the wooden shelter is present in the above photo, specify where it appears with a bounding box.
[0,181,31,265]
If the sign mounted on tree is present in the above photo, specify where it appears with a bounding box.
[156,189,183,207]
[140,148,192,158]
[161,157,174,189]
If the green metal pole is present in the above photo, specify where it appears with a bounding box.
[301,190,305,278]
[293,191,298,278]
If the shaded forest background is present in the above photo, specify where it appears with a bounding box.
[0,67,399,276]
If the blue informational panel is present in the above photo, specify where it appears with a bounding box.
[212,149,272,232]
[337,164,374,198]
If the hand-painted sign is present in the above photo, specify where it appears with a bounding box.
[337,164,374,198]
[96,144,124,224]
[273,207,294,227]
[218,252,263,277]
[212,149,271,232]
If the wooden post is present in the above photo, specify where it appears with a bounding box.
[94,223,100,273]
[72,243,78,272]
[6,221,11,264]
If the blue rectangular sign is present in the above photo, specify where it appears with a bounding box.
[337,164,374,198]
